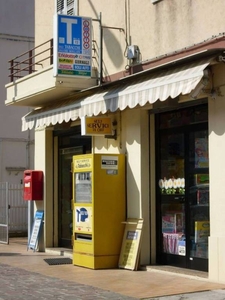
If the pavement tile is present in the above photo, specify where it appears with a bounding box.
[1,238,225,299]
[0,264,137,300]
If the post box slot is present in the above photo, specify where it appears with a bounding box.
[75,233,92,241]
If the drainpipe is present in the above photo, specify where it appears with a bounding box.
[26,123,33,242]
[99,13,103,85]
[28,199,34,242]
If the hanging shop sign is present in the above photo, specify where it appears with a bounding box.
[81,116,113,136]
[53,14,92,78]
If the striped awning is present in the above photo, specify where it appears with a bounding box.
[22,58,212,131]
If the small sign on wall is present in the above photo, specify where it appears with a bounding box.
[101,155,118,170]
[81,116,113,136]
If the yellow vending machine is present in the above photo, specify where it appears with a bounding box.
[72,153,125,269]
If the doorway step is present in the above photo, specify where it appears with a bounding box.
[143,265,208,280]
[45,247,73,259]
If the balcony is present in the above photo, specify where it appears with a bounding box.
[5,39,98,107]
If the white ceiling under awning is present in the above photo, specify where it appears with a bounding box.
[22,57,213,131]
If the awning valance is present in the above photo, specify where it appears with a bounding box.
[22,57,213,131]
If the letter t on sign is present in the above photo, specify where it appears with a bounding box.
[61,18,78,44]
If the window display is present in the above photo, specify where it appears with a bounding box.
[157,104,209,271]
[189,174,209,259]
[161,203,185,255]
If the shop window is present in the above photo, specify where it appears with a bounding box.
[159,105,208,130]
[156,104,209,271]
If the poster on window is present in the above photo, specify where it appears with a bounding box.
[195,138,208,168]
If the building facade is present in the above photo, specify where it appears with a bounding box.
[0,0,34,183]
[5,0,225,282]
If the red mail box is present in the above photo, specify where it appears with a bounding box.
[24,170,43,201]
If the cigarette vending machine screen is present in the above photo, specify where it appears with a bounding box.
[75,172,92,203]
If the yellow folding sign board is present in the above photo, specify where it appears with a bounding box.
[119,218,144,271]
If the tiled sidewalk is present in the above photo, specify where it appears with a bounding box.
[0,238,225,299]
[0,263,135,300]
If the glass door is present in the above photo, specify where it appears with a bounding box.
[57,128,92,247]
[156,104,209,271]
[59,146,83,247]
[158,132,186,268]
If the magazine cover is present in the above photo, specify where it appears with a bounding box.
[194,221,210,243]
[195,138,208,168]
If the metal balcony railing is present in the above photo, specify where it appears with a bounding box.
[8,39,53,82]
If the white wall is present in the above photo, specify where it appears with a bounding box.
[35,0,55,46]
[34,0,55,68]
[0,39,33,138]
[122,108,150,264]
[0,0,34,37]
[92,108,150,264]
[34,127,54,249]
[0,0,35,182]
[0,139,33,184]
[35,0,225,78]
[78,0,225,77]
[208,63,225,282]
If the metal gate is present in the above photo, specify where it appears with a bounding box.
[0,182,27,244]
[0,182,9,244]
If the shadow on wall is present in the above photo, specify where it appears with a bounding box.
[126,155,141,218]
[87,0,126,75]
[103,28,125,70]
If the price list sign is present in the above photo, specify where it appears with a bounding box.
[53,14,92,78]
[28,211,44,251]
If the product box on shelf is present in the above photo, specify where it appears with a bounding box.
[162,213,183,233]
[195,242,208,258]
[194,221,210,243]
[197,189,209,205]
